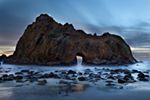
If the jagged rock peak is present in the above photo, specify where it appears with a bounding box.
[102,32,111,36]
[36,14,55,23]
[64,23,74,28]
[63,23,75,31]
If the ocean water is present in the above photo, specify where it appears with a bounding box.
[0,52,150,100]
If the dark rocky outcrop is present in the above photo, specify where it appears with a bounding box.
[0,54,7,62]
[7,14,137,66]
[137,72,149,81]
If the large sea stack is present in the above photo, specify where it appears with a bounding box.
[7,14,137,66]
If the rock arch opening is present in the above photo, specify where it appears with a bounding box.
[76,53,85,65]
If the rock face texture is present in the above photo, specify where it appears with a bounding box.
[7,14,137,66]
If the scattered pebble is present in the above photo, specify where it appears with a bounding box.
[0,67,148,89]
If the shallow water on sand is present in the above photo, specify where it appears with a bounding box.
[0,54,150,100]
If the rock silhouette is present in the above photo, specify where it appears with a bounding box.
[0,54,7,62]
[7,14,137,66]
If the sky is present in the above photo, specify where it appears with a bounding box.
[0,0,150,48]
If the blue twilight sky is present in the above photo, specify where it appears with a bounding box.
[0,0,150,48]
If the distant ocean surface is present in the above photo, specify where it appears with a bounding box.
[0,47,150,100]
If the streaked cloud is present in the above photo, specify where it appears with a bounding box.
[0,0,150,48]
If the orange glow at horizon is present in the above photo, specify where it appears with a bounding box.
[0,45,15,56]
[131,47,150,53]
[0,46,150,56]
